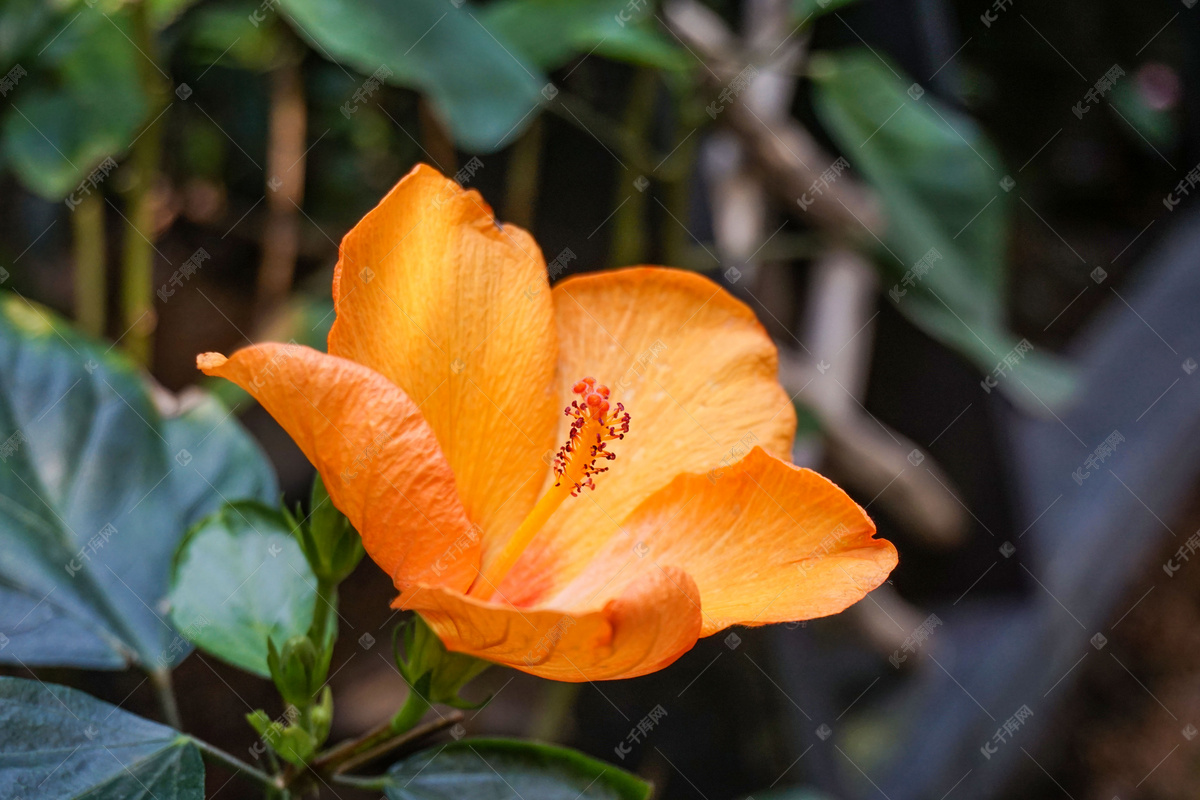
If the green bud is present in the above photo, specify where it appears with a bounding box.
[310,686,333,747]
[245,708,315,767]
[267,635,331,708]
[293,473,365,583]
[274,724,317,766]
[394,615,490,709]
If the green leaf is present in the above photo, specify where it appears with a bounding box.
[0,675,204,799]
[0,294,278,670]
[810,49,1075,411]
[2,6,149,199]
[480,0,689,72]
[383,738,652,800]
[169,502,316,677]
[275,0,544,152]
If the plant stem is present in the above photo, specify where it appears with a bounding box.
[609,68,659,268]
[529,681,580,742]
[332,773,390,791]
[191,736,280,789]
[418,98,457,175]
[310,689,445,775]
[71,192,107,336]
[389,686,431,733]
[149,668,183,730]
[255,57,306,323]
[120,0,168,365]
[309,577,337,648]
[330,712,454,776]
[503,115,543,230]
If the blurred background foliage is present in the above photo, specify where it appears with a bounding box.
[0,0,1195,797]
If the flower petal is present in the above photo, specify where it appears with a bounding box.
[397,566,702,681]
[197,345,479,592]
[500,267,796,603]
[548,447,896,636]
[328,164,559,556]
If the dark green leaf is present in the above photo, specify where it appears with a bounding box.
[169,502,315,677]
[480,0,689,72]
[811,49,1075,411]
[2,7,149,199]
[383,738,651,800]
[0,676,204,800]
[0,294,277,670]
[275,0,544,152]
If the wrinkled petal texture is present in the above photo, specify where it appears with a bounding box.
[550,447,898,636]
[498,268,798,604]
[196,346,479,592]
[398,566,702,681]
[329,164,559,557]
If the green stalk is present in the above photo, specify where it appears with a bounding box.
[191,736,280,789]
[610,68,658,267]
[309,577,336,648]
[150,668,183,730]
[504,115,544,230]
[388,686,431,733]
[71,192,106,336]
[120,0,168,365]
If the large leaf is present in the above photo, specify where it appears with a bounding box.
[811,49,1075,411]
[2,6,149,199]
[384,738,652,800]
[0,294,277,671]
[276,0,544,152]
[480,0,689,72]
[169,502,316,677]
[0,676,204,800]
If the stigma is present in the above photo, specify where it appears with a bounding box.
[553,378,631,496]
[469,377,631,599]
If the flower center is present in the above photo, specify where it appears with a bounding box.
[469,378,631,599]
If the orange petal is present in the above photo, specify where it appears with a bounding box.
[500,267,797,602]
[197,345,479,592]
[397,566,702,681]
[549,447,896,636]
[328,164,558,556]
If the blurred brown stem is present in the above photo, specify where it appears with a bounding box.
[504,116,543,229]
[255,60,307,323]
[663,0,884,236]
[72,192,107,337]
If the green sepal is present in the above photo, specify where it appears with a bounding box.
[393,615,490,709]
[288,473,365,584]
[267,634,332,708]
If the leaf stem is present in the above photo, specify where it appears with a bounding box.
[149,668,183,730]
[191,736,281,789]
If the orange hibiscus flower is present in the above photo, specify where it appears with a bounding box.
[198,164,896,682]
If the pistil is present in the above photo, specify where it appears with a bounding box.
[469,378,630,600]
